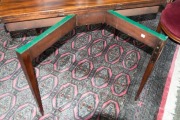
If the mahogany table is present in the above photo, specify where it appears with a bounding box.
[15,10,167,115]
[0,0,168,116]
[0,0,167,32]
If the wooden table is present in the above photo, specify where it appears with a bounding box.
[15,10,167,116]
[0,0,167,32]
[0,0,168,116]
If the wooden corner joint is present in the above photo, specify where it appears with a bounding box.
[151,40,166,63]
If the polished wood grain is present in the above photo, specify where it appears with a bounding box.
[5,6,159,32]
[0,0,166,23]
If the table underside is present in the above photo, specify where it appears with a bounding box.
[15,10,167,115]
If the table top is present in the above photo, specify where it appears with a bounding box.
[0,0,166,22]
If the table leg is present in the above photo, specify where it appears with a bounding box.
[156,22,162,33]
[135,41,166,100]
[16,51,44,115]
[36,28,42,34]
[114,29,118,39]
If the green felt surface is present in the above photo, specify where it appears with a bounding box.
[16,14,75,54]
[108,10,167,41]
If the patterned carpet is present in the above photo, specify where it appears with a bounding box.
[0,14,177,120]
